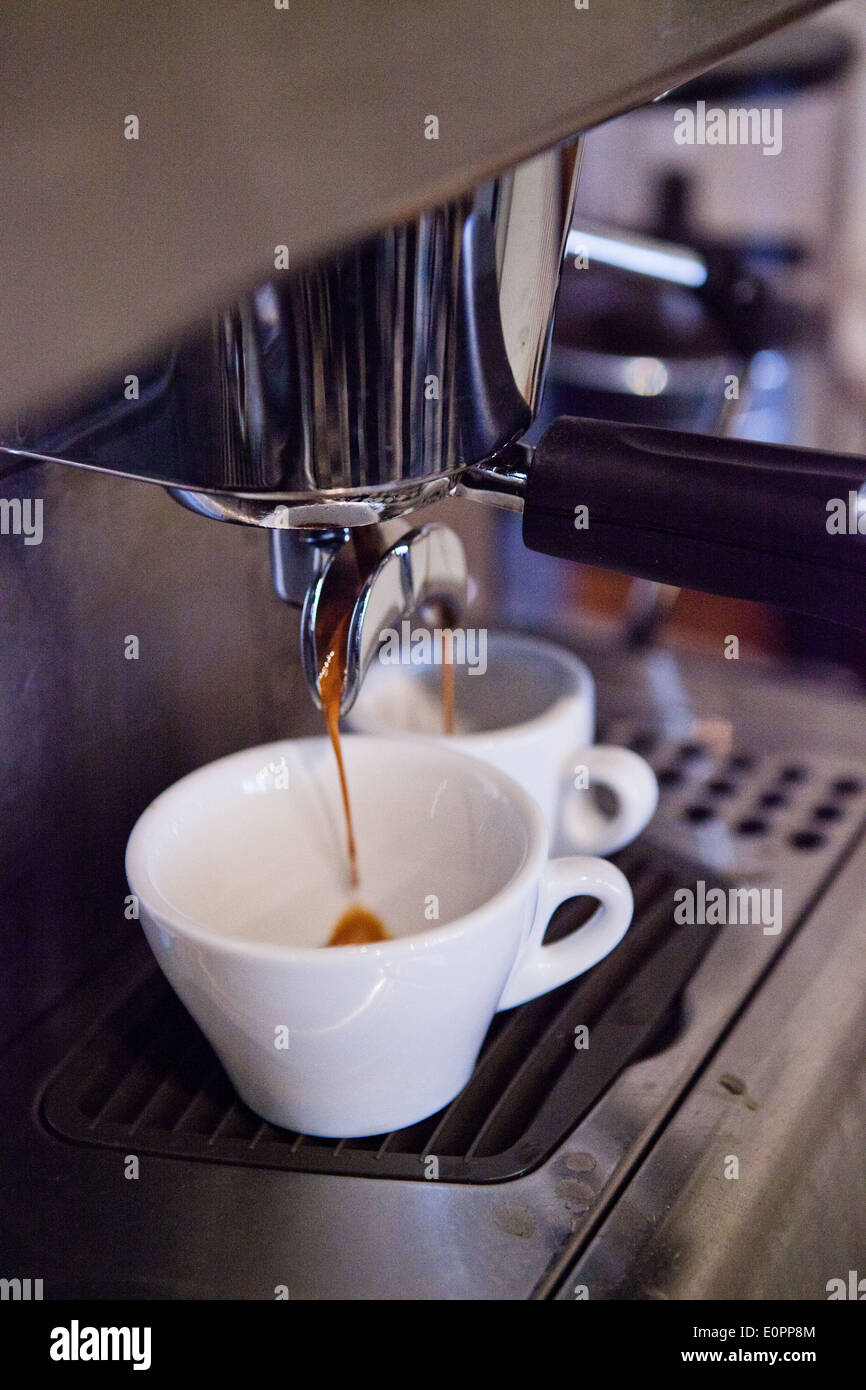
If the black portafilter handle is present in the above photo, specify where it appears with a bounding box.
[521,417,866,629]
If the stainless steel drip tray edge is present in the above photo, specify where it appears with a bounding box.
[553,817,866,1301]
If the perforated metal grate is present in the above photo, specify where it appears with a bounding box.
[607,722,866,877]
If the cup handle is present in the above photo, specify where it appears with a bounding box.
[560,745,658,856]
[496,857,634,1010]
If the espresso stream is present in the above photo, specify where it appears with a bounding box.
[315,537,456,947]
[441,624,455,736]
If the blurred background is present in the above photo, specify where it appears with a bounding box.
[431,0,866,685]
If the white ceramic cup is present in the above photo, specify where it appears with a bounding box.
[348,631,658,856]
[126,736,634,1137]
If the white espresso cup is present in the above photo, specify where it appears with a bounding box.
[348,631,658,856]
[126,736,634,1137]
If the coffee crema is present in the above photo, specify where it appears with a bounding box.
[326,903,390,947]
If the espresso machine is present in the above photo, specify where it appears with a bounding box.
[2,0,865,1301]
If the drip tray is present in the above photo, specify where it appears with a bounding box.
[41,735,866,1184]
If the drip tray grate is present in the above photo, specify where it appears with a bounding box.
[41,736,866,1182]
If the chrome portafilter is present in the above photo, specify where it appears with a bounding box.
[272,522,468,714]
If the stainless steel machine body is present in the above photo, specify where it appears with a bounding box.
[1,147,576,529]
[0,1,827,414]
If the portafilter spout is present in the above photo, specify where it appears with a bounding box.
[271,522,468,714]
